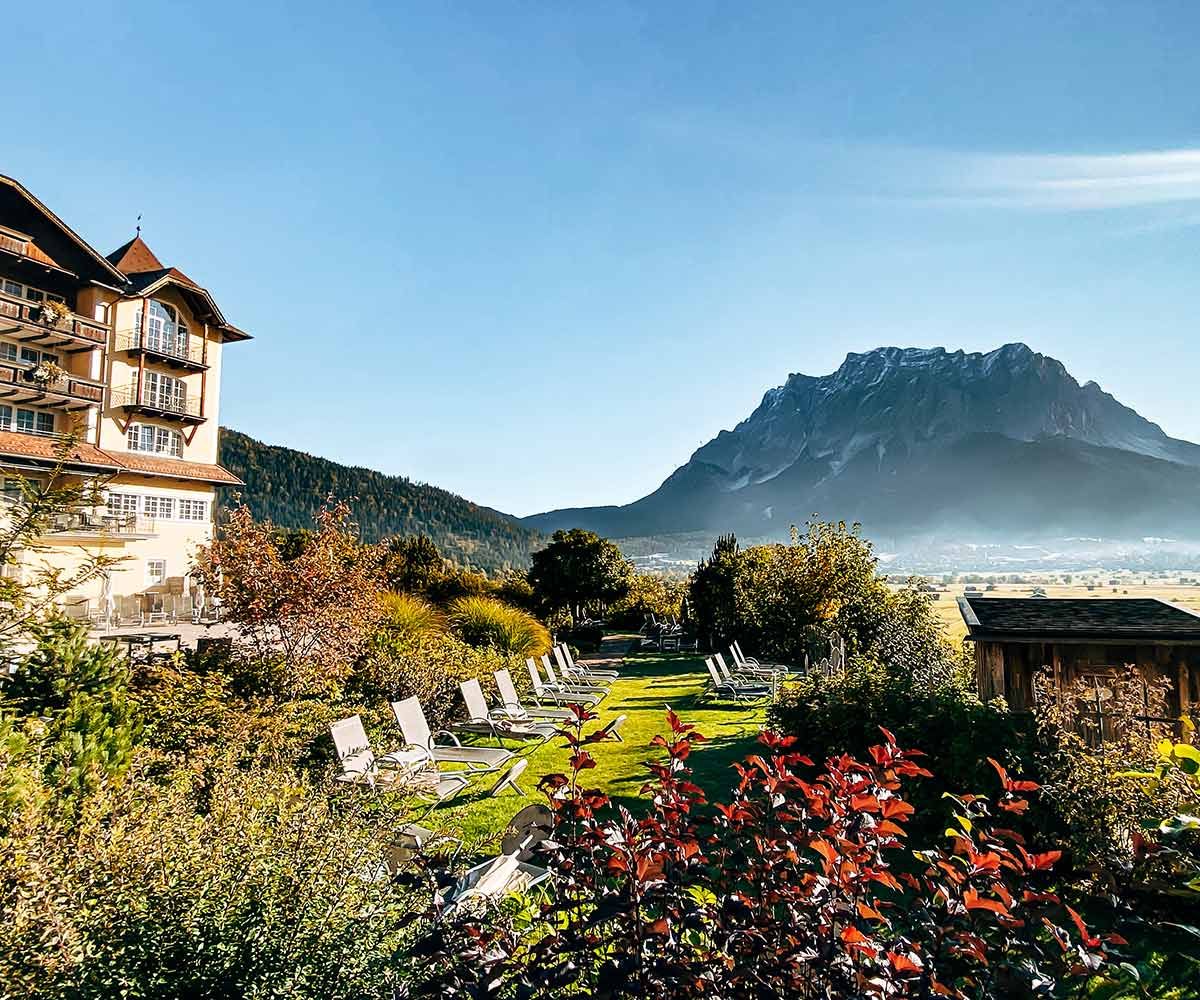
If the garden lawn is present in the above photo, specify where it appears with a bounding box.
[420,644,768,845]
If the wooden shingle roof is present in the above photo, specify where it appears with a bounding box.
[958,596,1200,641]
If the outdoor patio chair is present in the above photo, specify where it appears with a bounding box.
[541,653,609,698]
[453,679,558,744]
[494,668,576,722]
[704,658,769,703]
[390,696,514,773]
[329,715,470,801]
[557,643,619,681]
[525,658,603,709]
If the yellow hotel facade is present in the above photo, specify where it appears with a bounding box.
[0,174,248,623]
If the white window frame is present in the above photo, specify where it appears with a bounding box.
[178,498,209,521]
[145,559,167,587]
[126,422,183,458]
[142,495,176,520]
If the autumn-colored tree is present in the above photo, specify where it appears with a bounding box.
[194,500,383,697]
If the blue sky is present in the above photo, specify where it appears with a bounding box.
[6,2,1199,515]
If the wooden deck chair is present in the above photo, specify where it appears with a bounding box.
[390,696,513,773]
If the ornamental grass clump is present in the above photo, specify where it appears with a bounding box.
[447,595,551,659]
[379,591,445,644]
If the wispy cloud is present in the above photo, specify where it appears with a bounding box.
[940,149,1200,210]
[645,114,1200,219]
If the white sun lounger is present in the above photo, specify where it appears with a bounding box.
[443,804,553,915]
[494,668,575,721]
[330,715,469,801]
[555,644,619,683]
[705,658,769,702]
[526,657,603,708]
[454,679,558,744]
[390,696,514,773]
[542,653,608,697]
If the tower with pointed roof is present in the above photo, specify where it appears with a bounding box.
[0,173,250,616]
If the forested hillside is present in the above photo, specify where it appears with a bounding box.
[217,429,541,572]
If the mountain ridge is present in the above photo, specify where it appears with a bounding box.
[217,428,541,572]
[523,343,1200,542]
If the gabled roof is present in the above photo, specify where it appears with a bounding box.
[958,596,1200,641]
[0,175,128,286]
[105,234,252,343]
[106,234,164,274]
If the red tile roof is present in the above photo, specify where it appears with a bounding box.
[0,432,242,485]
[105,450,243,485]
[0,431,120,470]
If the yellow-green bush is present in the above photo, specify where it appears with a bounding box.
[378,591,446,643]
[446,595,551,659]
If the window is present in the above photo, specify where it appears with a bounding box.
[0,277,65,305]
[145,559,167,587]
[107,493,139,518]
[19,346,57,366]
[143,370,186,412]
[178,498,209,521]
[126,422,183,458]
[0,405,9,430]
[142,495,175,520]
[0,342,17,362]
[13,409,52,435]
[135,299,189,356]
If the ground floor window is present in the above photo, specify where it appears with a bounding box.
[106,491,209,523]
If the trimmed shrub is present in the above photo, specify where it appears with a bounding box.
[769,661,1031,842]
[447,595,551,659]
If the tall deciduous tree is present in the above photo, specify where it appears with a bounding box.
[194,500,383,698]
[528,529,633,622]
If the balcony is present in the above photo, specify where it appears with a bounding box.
[0,289,108,352]
[116,329,208,372]
[111,384,204,424]
[0,360,105,409]
[43,509,158,541]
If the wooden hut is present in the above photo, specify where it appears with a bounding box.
[957,597,1200,717]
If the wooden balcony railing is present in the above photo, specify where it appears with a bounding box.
[0,361,105,408]
[0,289,108,349]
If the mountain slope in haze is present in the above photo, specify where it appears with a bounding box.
[524,344,1200,542]
[218,429,542,572]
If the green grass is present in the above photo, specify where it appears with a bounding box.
[418,641,767,844]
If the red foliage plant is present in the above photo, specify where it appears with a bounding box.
[413,711,1120,999]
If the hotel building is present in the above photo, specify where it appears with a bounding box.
[0,174,248,621]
